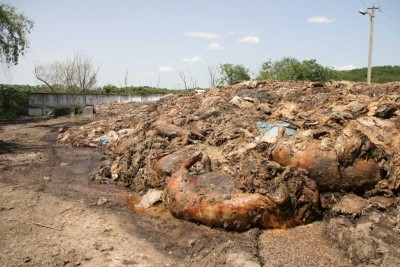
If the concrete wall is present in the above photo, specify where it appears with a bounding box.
[28,93,164,116]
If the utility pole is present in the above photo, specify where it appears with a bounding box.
[359,5,379,84]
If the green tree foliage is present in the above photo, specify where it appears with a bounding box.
[96,85,191,95]
[0,84,30,118]
[257,57,340,82]
[335,65,400,83]
[0,4,33,65]
[219,63,251,85]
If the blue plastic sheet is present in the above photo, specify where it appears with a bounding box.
[99,136,111,144]
[256,121,297,137]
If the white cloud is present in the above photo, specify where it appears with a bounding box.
[204,42,226,51]
[184,31,221,39]
[159,66,175,72]
[334,65,357,71]
[238,35,260,44]
[307,16,335,24]
[182,56,203,65]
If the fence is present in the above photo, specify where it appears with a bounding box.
[28,93,164,116]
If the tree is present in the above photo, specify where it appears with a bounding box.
[35,51,100,93]
[177,69,198,90]
[177,70,189,90]
[336,65,400,83]
[207,64,219,88]
[257,57,339,82]
[257,57,303,81]
[219,63,250,85]
[0,4,33,65]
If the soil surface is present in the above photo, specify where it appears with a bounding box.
[0,116,353,266]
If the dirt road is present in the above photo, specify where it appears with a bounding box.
[0,116,352,266]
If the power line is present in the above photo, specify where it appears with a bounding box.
[381,0,400,4]
[377,16,400,34]
[381,9,400,27]
[379,0,400,7]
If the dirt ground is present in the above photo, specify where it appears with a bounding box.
[0,115,355,267]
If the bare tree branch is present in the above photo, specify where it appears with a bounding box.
[207,64,218,88]
[156,74,160,88]
[177,70,188,90]
[124,70,129,92]
[34,65,56,92]
[34,51,99,93]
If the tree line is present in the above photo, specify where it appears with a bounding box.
[218,59,400,85]
[338,66,400,83]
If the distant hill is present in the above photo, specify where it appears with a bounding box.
[335,65,400,83]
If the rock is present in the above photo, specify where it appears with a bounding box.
[241,80,265,89]
[83,105,94,116]
[135,189,163,208]
[111,173,119,181]
[43,176,51,181]
[96,197,108,205]
[229,96,255,109]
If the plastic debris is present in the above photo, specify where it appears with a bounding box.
[99,136,111,144]
[256,121,297,143]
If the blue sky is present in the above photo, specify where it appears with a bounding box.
[1,0,400,88]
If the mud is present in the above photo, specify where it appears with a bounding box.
[326,201,400,266]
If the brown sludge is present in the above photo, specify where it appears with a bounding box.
[58,80,400,233]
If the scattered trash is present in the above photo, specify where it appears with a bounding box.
[255,121,297,143]
[98,136,111,144]
[256,121,297,136]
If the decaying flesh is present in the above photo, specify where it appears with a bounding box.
[58,81,400,231]
[272,116,400,193]
[161,150,319,231]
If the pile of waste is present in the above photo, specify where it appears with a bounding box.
[58,80,400,233]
